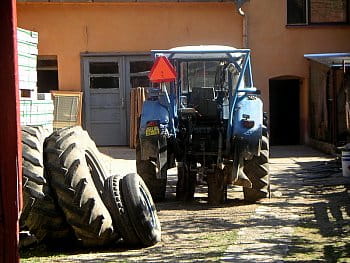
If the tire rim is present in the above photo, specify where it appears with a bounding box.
[139,185,157,229]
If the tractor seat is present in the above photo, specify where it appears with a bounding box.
[190,87,215,106]
[190,87,218,120]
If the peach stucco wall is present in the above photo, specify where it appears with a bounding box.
[17,2,243,91]
[16,1,350,142]
[245,0,350,142]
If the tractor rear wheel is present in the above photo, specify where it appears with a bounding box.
[136,142,167,201]
[243,134,270,202]
[44,126,117,247]
[21,126,72,243]
[176,162,196,201]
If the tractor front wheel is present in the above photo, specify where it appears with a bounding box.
[243,133,270,202]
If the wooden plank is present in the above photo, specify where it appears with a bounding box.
[130,89,135,148]
[0,0,21,262]
[136,87,142,147]
[134,87,139,148]
[129,87,146,148]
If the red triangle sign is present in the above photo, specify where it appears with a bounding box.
[148,56,177,83]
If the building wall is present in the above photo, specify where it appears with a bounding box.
[246,0,350,142]
[17,1,350,143]
[17,2,243,91]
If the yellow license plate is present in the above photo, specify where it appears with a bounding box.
[145,126,160,136]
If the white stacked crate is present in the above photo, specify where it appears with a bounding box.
[17,27,38,99]
[19,99,54,133]
[18,28,54,133]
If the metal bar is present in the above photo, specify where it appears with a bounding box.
[81,51,151,57]
[0,0,21,262]
[232,60,242,72]
[247,54,254,87]
[225,52,250,152]
[89,74,120,77]
[304,53,350,59]
[152,49,250,54]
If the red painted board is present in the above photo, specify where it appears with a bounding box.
[0,0,21,262]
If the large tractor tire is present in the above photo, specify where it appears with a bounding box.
[20,125,46,226]
[21,126,72,243]
[243,132,270,202]
[103,175,141,246]
[176,162,196,201]
[121,173,161,246]
[44,126,117,247]
[136,142,167,201]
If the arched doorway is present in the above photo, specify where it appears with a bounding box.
[269,77,301,145]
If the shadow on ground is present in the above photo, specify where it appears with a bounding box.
[223,146,350,262]
[21,145,350,262]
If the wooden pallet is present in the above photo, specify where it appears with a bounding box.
[130,87,146,149]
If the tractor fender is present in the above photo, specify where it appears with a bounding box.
[139,100,170,176]
[140,100,169,130]
[232,94,263,158]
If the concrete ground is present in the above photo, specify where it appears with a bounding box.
[224,146,349,262]
[98,145,350,262]
[21,145,350,262]
[99,147,137,176]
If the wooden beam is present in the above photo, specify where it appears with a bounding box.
[0,0,21,262]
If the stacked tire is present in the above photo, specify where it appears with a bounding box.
[20,126,161,248]
[20,126,72,245]
[103,173,161,247]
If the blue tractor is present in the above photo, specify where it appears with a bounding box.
[136,45,270,204]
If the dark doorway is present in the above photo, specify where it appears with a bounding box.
[269,78,300,145]
[37,55,58,93]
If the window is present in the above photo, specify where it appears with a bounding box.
[287,0,307,24]
[89,62,119,89]
[180,61,220,93]
[287,0,349,25]
[37,55,58,93]
[129,61,152,89]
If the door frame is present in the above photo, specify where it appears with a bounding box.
[82,55,126,145]
[81,52,151,145]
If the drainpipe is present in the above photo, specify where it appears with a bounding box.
[234,0,249,48]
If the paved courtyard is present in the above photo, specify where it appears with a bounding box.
[21,145,350,262]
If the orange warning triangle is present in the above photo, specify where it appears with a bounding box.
[148,56,177,83]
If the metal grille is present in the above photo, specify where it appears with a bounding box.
[51,91,82,130]
[53,96,78,122]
